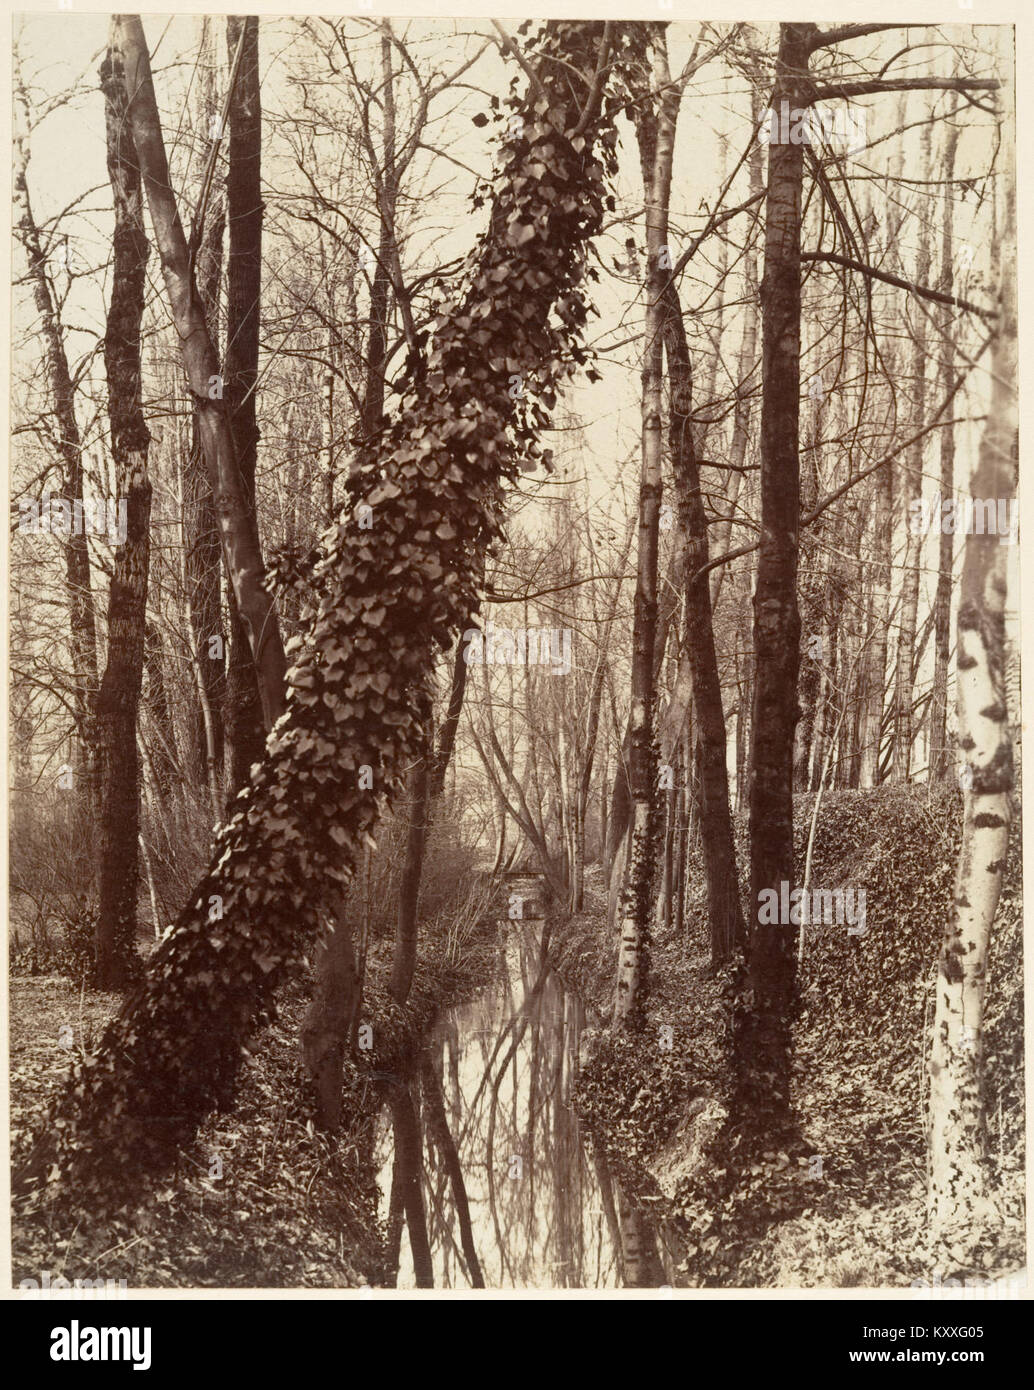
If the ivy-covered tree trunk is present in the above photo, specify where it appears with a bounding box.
[93,37,152,992]
[299,897,361,1133]
[224,14,270,792]
[739,21,813,1125]
[302,27,414,1121]
[18,18,622,1210]
[303,31,454,1115]
[928,136,1015,1237]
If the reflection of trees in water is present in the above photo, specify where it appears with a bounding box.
[384,919,677,1289]
[386,1082,434,1288]
[590,1136,681,1288]
[418,1053,485,1287]
[616,1183,665,1288]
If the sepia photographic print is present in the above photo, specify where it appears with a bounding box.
[3,0,1030,1332]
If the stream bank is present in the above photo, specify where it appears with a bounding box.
[554,788,1026,1289]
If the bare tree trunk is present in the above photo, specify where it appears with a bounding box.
[183,26,226,792]
[809,574,841,791]
[360,32,398,438]
[139,831,162,940]
[389,750,431,1006]
[672,767,688,941]
[615,1183,664,1287]
[576,540,628,913]
[14,118,98,793]
[660,269,744,962]
[793,419,824,789]
[928,123,1015,1236]
[657,769,676,933]
[224,15,272,791]
[891,121,933,782]
[739,21,813,1124]
[117,15,286,737]
[430,638,468,802]
[710,89,762,612]
[613,32,672,1028]
[330,635,466,1069]
[321,363,336,523]
[930,120,960,782]
[185,433,226,795]
[860,146,905,790]
[299,899,360,1132]
[859,456,892,788]
[93,35,153,990]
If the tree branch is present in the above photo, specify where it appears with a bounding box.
[571,22,613,136]
[491,21,548,102]
[802,250,996,319]
[811,77,999,102]
[808,24,903,54]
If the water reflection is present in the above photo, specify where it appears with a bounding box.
[376,904,679,1289]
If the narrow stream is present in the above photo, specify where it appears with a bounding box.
[375,878,681,1289]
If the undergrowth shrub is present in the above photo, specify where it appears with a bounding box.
[791,785,1024,1167]
[10,790,96,980]
[578,784,1024,1284]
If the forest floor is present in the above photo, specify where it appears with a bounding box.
[557,785,1026,1290]
[10,902,502,1289]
